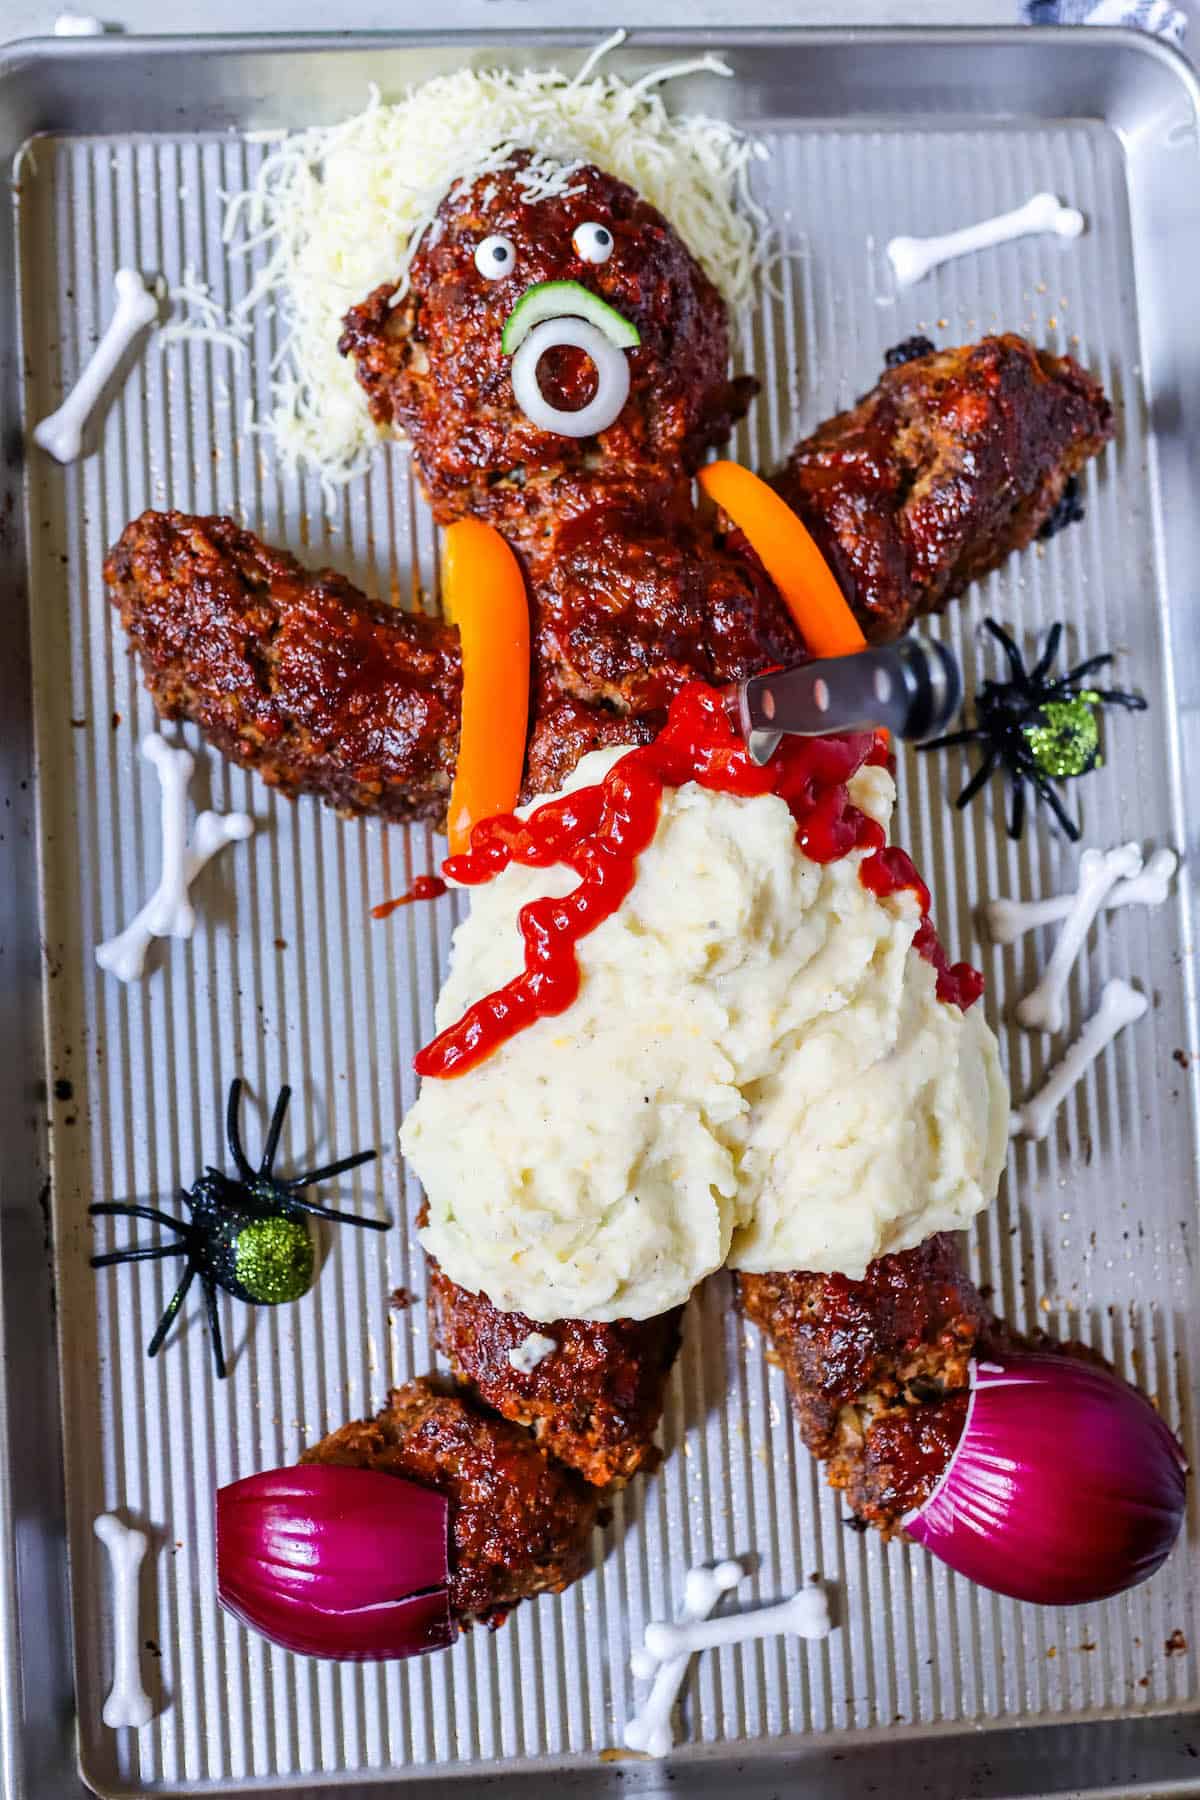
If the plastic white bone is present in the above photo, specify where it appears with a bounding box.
[886,192,1084,289]
[93,1513,153,1730]
[641,1580,832,1667]
[141,735,195,937]
[625,1560,743,1757]
[34,268,158,463]
[1010,978,1147,1142]
[985,847,1178,945]
[95,735,253,983]
[1015,843,1143,1035]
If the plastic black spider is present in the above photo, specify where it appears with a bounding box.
[921,617,1146,841]
[89,1079,387,1378]
[884,334,936,369]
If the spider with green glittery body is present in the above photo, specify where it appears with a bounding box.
[922,618,1147,841]
[89,1079,387,1378]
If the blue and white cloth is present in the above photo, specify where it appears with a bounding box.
[1025,0,1188,46]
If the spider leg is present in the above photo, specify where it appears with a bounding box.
[954,748,1002,809]
[91,1244,188,1270]
[983,618,1029,689]
[1029,621,1065,686]
[284,1147,378,1189]
[1008,738,1085,840]
[259,1084,293,1179]
[1060,651,1115,686]
[285,1195,391,1231]
[1007,771,1027,841]
[225,1078,257,1184]
[920,727,985,752]
[89,1201,187,1234]
[1032,774,1082,841]
[202,1275,227,1380]
[1090,688,1149,711]
[147,1262,197,1359]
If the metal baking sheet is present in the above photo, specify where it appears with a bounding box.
[2,27,1200,1800]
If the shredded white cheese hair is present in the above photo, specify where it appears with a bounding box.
[159,265,249,359]
[220,31,772,486]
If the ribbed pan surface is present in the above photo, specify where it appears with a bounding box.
[16,110,1198,1793]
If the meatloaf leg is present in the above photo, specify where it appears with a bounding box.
[771,334,1114,642]
[427,1257,683,1488]
[737,1236,1014,1534]
[301,1377,600,1625]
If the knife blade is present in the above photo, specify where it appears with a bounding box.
[735,637,962,766]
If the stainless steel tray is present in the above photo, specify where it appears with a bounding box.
[2,26,1200,1800]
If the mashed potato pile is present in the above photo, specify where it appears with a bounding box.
[402,749,1009,1323]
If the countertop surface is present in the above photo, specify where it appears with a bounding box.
[5,0,1194,47]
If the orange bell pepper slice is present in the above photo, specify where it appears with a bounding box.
[699,460,866,659]
[443,519,531,856]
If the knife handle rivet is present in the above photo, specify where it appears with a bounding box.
[874,668,892,703]
[762,689,776,721]
[813,678,830,713]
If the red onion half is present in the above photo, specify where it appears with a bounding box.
[904,1353,1187,1605]
[217,1466,454,1661]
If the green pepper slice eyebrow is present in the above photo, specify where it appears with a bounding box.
[500,281,641,356]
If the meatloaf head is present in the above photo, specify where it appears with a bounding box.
[339,154,757,526]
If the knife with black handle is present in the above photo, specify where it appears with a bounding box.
[735,637,962,765]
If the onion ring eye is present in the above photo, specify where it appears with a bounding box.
[474,235,517,280]
[572,221,614,265]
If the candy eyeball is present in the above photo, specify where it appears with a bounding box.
[572,222,614,266]
[474,235,517,280]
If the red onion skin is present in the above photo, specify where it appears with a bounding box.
[219,1577,454,1662]
[217,1465,454,1661]
[905,1354,1187,1606]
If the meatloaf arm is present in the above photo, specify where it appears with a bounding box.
[105,510,462,825]
[427,1257,683,1488]
[301,1378,600,1624]
[106,341,1114,829]
[105,505,796,827]
[772,335,1114,641]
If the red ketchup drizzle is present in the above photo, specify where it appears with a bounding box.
[371,875,448,920]
[859,849,984,1011]
[415,683,982,1080]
